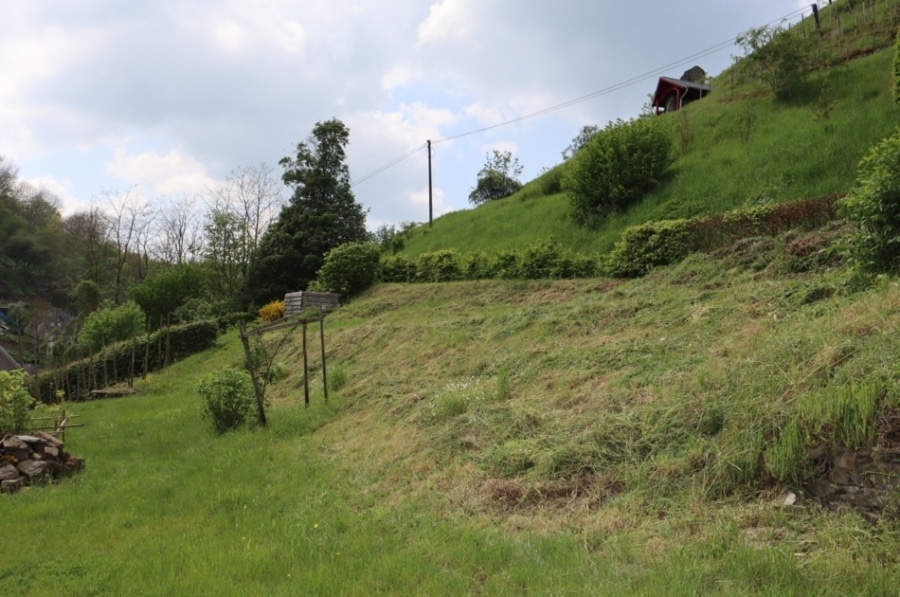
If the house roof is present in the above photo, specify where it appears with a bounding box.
[652,76,712,113]
[655,77,711,96]
[0,344,20,371]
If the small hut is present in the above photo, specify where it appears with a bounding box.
[652,66,711,114]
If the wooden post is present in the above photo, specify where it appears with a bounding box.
[238,323,268,427]
[302,322,310,407]
[164,314,171,368]
[129,334,136,388]
[812,4,821,30]
[319,311,328,402]
[427,140,433,228]
[157,315,163,371]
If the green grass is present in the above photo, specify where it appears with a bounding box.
[6,231,900,594]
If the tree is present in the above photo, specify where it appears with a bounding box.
[736,25,809,100]
[208,164,283,255]
[246,119,368,306]
[562,125,600,160]
[564,117,674,227]
[77,300,146,352]
[64,207,113,303]
[203,209,251,307]
[130,264,207,326]
[0,169,67,300]
[468,150,524,205]
[103,186,153,304]
[153,195,203,265]
[202,164,283,308]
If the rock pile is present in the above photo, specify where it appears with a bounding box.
[0,432,84,493]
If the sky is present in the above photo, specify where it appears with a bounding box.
[1,0,812,230]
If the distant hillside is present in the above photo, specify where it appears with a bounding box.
[396,1,900,258]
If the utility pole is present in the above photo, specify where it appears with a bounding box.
[427,139,433,227]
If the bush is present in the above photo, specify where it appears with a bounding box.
[461,251,494,280]
[379,255,418,283]
[315,241,381,297]
[564,117,674,226]
[258,300,285,322]
[468,150,523,205]
[197,368,256,434]
[737,25,810,100]
[604,219,695,278]
[603,196,839,278]
[173,297,216,324]
[0,370,33,434]
[78,301,146,352]
[841,129,900,274]
[416,250,463,282]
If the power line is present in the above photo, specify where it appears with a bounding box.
[351,142,427,188]
[350,6,809,186]
[433,6,808,145]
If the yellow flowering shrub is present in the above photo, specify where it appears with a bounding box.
[258,300,285,322]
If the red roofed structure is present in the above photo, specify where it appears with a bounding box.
[652,66,711,114]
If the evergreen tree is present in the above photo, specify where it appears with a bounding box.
[246,119,367,306]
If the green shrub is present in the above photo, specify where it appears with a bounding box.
[173,297,216,324]
[460,251,493,280]
[379,255,418,283]
[78,301,146,352]
[517,239,565,279]
[197,368,256,434]
[602,196,839,278]
[736,25,810,100]
[416,250,463,282]
[604,219,694,278]
[0,370,34,434]
[564,117,674,226]
[490,250,521,279]
[315,241,381,298]
[841,129,900,274]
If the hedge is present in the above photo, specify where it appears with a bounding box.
[379,240,598,284]
[603,195,839,277]
[36,320,220,402]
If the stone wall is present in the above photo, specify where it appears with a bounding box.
[807,447,900,523]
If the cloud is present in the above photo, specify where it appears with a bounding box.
[107,148,218,197]
[417,0,474,45]
[1,0,804,223]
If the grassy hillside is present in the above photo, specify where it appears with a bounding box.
[5,226,900,594]
[398,3,900,258]
[6,2,900,593]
